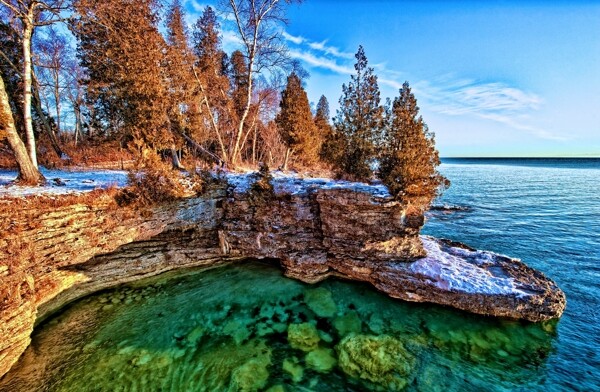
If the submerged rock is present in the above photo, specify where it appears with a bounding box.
[305,348,337,373]
[333,311,362,337]
[282,357,304,383]
[304,288,338,318]
[287,323,320,352]
[230,357,270,392]
[336,334,415,391]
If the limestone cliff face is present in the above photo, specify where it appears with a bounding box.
[0,174,566,378]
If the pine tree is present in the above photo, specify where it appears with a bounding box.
[276,72,320,170]
[379,81,448,208]
[333,45,384,180]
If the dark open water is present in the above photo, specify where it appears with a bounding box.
[1,158,599,391]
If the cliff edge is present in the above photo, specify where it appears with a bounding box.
[0,172,566,378]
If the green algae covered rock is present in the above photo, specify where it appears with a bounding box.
[304,288,338,318]
[223,319,252,345]
[287,323,320,352]
[282,357,304,382]
[230,357,270,392]
[333,310,362,337]
[336,334,415,391]
[305,348,337,373]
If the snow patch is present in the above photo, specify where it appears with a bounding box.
[0,168,128,198]
[409,236,531,297]
[226,170,391,199]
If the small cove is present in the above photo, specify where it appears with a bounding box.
[2,158,598,391]
[0,261,556,391]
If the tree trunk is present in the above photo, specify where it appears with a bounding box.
[53,67,61,135]
[231,55,255,167]
[32,77,65,158]
[171,145,185,170]
[22,19,38,168]
[74,103,82,145]
[252,125,257,165]
[283,147,292,171]
[0,75,45,185]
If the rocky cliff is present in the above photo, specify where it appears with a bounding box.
[0,172,566,378]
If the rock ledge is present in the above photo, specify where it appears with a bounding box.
[0,172,566,378]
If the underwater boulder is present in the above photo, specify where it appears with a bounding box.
[282,357,304,383]
[305,348,337,373]
[333,310,362,337]
[336,334,415,391]
[304,288,338,318]
[287,323,321,352]
[230,357,270,392]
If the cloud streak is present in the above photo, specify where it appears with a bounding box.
[411,78,564,140]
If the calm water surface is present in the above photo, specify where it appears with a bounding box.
[1,158,598,391]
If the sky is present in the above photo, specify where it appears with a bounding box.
[184,0,600,157]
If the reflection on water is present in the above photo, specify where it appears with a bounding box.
[1,261,557,391]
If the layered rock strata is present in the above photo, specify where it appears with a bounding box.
[0,173,566,378]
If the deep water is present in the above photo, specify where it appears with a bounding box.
[1,158,598,391]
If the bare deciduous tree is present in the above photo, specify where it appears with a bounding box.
[221,0,298,167]
[0,0,70,168]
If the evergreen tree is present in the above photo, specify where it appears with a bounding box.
[191,6,231,163]
[165,3,197,133]
[315,94,338,163]
[314,95,331,130]
[276,72,320,170]
[379,81,448,208]
[73,0,171,156]
[229,50,249,121]
[333,45,384,180]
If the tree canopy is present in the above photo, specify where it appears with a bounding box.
[379,81,448,208]
[333,45,384,180]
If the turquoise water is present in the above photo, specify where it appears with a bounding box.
[1,158,598,391]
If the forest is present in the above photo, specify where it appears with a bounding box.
[0,0,446,208]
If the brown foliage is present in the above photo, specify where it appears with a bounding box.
[115,153,186,207]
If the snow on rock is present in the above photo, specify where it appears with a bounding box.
[0,168,128,198]
[226,170,391,199]
[1,167,390,200]
[409,236,531,297]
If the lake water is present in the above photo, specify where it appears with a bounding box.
[1,158,599,391]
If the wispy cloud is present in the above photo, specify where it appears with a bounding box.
[282,31,356,76]
[282,32,354,60]
[287,49,353,75]
[282,31,305,45]
[412,78,564,140]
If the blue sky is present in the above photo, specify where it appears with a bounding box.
[184,1,600,157]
